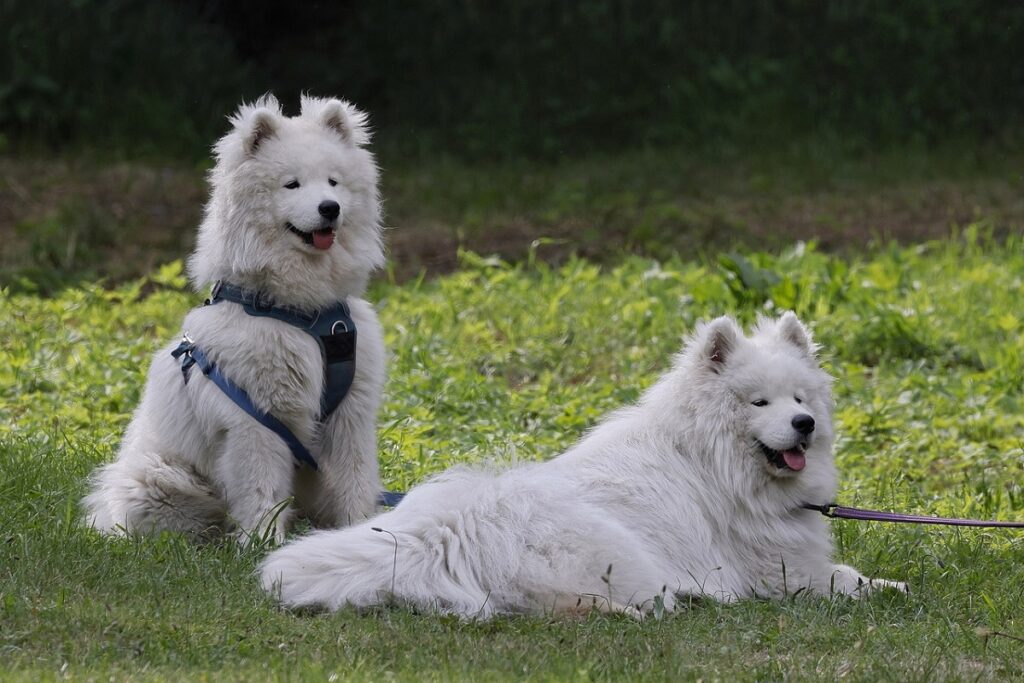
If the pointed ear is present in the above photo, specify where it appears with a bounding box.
[314,98,371,146]
[697,316,741,373]
[242,109,278,155]
[776,311,816,357]
[231,95,281,156]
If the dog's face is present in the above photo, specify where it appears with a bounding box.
[738,357,823,479]
[250,103,374,258]
[263,138,351,254]
[689,312,835,481]
[190,95,384,306]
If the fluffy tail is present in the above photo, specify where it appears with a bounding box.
[82,453,226,538]
[259,469,516,616]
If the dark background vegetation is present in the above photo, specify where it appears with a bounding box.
[4,0,1023,160]
[1,0,1022,291]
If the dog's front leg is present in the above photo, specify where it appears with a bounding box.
[302,300,385,529]
[306,397,381,528]
[217,427,296,545]
[825,564,908,597]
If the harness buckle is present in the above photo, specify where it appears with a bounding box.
[171,334,198,383]
[172,334,195,357]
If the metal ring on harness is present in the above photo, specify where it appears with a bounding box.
[331,320,349,334]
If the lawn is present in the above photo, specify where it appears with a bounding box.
[2,231,1023,680]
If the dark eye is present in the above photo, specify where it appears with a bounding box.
[328,178,338,187]
[752,399,769,407]
[284,180,300,189]
[794,396,803,404]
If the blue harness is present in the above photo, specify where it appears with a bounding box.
[170,281,406,507]
[171,281,358,470]
[209,281,357,419]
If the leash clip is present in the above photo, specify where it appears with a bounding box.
[802,501,838,517]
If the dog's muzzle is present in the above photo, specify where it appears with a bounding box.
[286,222,336,250]
[757,440,808,472]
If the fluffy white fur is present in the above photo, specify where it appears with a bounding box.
[260,313,904,617]
[83,95,386,543]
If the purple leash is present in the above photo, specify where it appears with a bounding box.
[803,503,1024,528]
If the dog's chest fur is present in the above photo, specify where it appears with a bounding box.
[182,303,325,423]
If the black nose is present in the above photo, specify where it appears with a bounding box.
[791,413,815,435]
[318,200,340,220]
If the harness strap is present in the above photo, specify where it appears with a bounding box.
[171,338,406,506]
[172,339,319,471]
[207,281,320,328]
[378,490,406,507]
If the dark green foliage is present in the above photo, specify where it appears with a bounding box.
[2,0,1022,159]
[0,0,249,157]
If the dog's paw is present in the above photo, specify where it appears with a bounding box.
[826,564,908,598]
[866,577,908,595]
[848,576,908,598]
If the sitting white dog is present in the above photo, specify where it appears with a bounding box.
[83,95,386,543]
[261,313,904,616]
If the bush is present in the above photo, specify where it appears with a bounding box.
[2,1,1022,159]
[0,0,249,157]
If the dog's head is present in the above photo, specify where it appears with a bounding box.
[189,94,384,308]
[679,312,837,490]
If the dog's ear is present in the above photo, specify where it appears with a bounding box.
[776,311,817,358]
[304,96,371,147]
[231,95,281,156]
[698,316,740,373]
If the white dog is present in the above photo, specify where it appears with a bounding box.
[260,313,904,617]
[83,95,386,543]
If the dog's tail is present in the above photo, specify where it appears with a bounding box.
[259,469,503,616]
[82,453,226,538]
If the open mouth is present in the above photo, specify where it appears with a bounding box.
[756,440,807,472]
[286,222,335,251]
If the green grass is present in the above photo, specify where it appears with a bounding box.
[2,231,1024,680]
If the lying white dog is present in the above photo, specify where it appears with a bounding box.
[260,313,904,617]
[83,95,386,543]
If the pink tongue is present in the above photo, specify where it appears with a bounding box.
[782,450,806,471]
[312,230,334,250]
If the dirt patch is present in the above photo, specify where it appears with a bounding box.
[2,155,1021,290]
[0,158,204,287]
